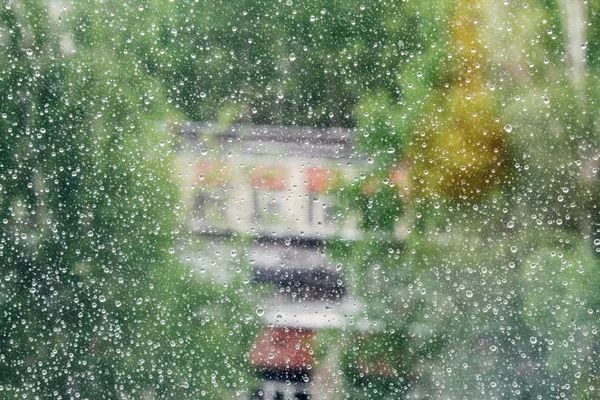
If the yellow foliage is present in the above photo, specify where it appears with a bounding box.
[408,0,506,199]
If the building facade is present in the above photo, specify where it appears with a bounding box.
[174,124,390,399]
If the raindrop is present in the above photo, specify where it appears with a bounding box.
[168,247,175,254]
[465,290,473,298]
[504,124,513,133]
[256,307,264,316]
[530,337,537,344]
[25,48,33,57]
[510,246,518,253]
[289,53,296,61]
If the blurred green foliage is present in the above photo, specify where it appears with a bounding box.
[0,1,258,398]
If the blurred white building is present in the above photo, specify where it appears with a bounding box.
[175,124,374,399]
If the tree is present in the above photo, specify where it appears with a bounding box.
[342,0,600,398]
[0,1,256,397]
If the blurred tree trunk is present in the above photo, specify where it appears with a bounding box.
[560,0,586,88]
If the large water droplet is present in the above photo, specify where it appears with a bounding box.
[530,337,537,344]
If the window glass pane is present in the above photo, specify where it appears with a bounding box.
[1,0,598,398]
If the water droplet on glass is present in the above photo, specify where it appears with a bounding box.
[510,246,518,253]
[289,53,296,61]
[256,307,264,316]
[530,337,537,344]
[168,247,175,254]
[504,124,513,133]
